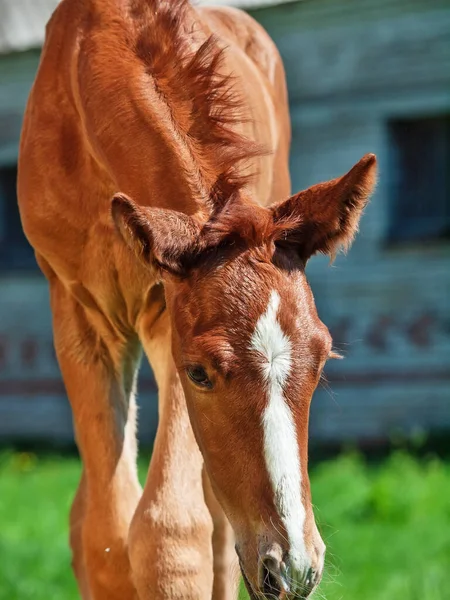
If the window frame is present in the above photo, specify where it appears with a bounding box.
[386,114,450,245]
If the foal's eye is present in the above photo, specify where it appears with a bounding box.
[186,366,213,389]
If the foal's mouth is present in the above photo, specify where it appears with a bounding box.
[237,543,286,600]
[240,560,265,600]
[239,558,317,600]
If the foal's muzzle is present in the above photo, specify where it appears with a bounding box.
[239,540,325,600]
[259,552,322,599]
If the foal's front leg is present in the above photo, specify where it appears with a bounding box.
[129,311,213,599]
[203,472,240,600]
[50,282,141,599]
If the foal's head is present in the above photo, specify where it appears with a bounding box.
[112,154,377,599]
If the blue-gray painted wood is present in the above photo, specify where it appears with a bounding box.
[1,0,449,445]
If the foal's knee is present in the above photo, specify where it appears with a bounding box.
[71,486,137,600]
[128,500,214,600]
[81,518,135,600]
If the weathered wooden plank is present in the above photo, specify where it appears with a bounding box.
[253,2,450,102]
[0,391,158,446]
[311,383,450,442]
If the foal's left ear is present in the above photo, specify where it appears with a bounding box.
[111,193,201,276]
[271,154,377,260]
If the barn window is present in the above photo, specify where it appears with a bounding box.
[0,164,37,271]
[388,115,450,243]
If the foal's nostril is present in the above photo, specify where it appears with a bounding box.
[297,567,320,599]
[260,555,288,599]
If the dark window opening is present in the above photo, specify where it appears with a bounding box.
[0,165,38,271]
[388,115,450,243]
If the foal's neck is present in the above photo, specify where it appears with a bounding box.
[78,0,253,220]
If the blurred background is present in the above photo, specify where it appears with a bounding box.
[0,0,449,598]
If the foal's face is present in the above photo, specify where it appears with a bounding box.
[112,154,377,599]
[166,256,329,598]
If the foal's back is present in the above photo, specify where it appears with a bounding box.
[18,0,291,320]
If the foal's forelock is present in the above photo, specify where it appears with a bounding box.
[250,290,308,571]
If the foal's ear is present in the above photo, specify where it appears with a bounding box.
[271,154,377,260]
[111,193,200,275]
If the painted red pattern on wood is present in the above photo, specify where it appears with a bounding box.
[1,370,450,397]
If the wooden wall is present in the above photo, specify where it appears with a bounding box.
[1,0,449,445]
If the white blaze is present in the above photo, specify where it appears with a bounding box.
[250,290,307,569]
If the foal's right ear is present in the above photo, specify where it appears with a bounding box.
[111,193,200,275]
[271,154,377,261]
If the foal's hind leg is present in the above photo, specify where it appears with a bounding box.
[128,304,213,599]
[203,472,240,600]
[50,280,141,599]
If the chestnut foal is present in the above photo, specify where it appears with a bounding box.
[18,1,377,599]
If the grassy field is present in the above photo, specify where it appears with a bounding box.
[1,450,449,600]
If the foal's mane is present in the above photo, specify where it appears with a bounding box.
[130,0,264,207]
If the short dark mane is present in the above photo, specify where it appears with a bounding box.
[175,194,304,275]
[130,0,265,206]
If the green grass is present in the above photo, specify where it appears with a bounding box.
[0,450,449,599]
